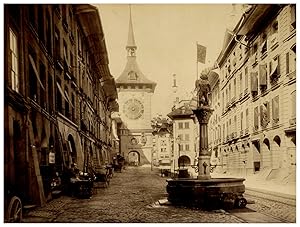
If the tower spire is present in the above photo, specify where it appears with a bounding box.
[126,5,137,57]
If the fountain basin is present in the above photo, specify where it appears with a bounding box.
[166,177,247,210]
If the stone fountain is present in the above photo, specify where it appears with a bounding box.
[166,72,247,210]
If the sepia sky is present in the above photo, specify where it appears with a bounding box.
[97,4,237,117]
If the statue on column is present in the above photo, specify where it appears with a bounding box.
[195,70,211,107]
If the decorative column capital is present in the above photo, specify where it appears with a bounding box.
[193,107,214,124]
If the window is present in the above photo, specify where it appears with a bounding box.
[63,40,68,65]
[178,122,183,129]
[229,119,231,135]
[222,92,224,111]
[234,115,237,133]
[246,108,249,129]
[254,106,259,130]
[233,78,236,98]
[65,86,70,118]
[54,27,60,59]
[56,79,63,113]
[245,67,248,91]
[39,62,46,107]
[239,73,243,96]
[46,11,52,54]
[251,72,258,95]
[38,5,45,44]
[28,47,38,100]
[286,51,296,75]
[28,5,36,29]
[179,144,183,152]
[184,122,189,129]
[185,144,190,151]
[291,4,296,29]
[240,112,243,130]
[48,75,53,113]
[260,102,270,128]
[72,93,75,122]
[9,28,19,92]
[229,84,231,100]
[226,121,229,137]
[128,71,137,80]
[291,91,296,119]
[272,96,279,123]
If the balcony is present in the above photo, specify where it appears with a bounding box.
[245,128,249,135]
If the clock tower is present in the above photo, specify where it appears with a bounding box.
[116,6,156,166]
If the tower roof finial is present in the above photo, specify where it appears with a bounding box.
[127,4,136,48]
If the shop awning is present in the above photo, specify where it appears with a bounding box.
[29,54,45,90]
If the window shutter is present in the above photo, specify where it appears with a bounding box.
[260,105,264,126]
[291,5,296,29]
[286,52,290,74]
[254,106,258,129]
[266,102,270,123]
[272,96,279,121]
[251,72,258,92]
[259,64,267,86]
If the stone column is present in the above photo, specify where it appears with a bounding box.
[193,107,213,180]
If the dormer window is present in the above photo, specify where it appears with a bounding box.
[128,71,137,80]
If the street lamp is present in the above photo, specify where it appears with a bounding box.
[176,135,181,169]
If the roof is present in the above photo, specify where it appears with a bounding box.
[116,6,156,92]
[116,56,156,90]
[167,104,195,120]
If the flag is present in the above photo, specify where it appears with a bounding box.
[197,44,206,64]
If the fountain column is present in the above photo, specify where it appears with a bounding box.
[193,106,213,180]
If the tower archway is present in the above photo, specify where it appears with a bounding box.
[128,150,140,166]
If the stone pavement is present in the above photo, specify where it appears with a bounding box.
[23,167,245,223]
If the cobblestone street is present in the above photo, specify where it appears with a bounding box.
[24,167,245,223]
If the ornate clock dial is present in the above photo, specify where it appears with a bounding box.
[124,98,144,120]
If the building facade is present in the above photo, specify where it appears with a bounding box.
[4,4,118,209]
[168,101,198,176]
[116,9,156,166]
[212,4,296,181]
[151,116,173,173]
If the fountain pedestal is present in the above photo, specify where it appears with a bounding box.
[166,73,247,210]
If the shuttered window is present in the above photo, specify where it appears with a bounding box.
[254,106,259,130]
[272,96,279,123]
[259,64,267,86]
[251,72,258,92]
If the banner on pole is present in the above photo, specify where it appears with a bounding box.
[197,44,206,64]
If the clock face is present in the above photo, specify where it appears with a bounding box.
[123,98,144,120]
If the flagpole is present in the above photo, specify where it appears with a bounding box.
[196,42,199,80]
